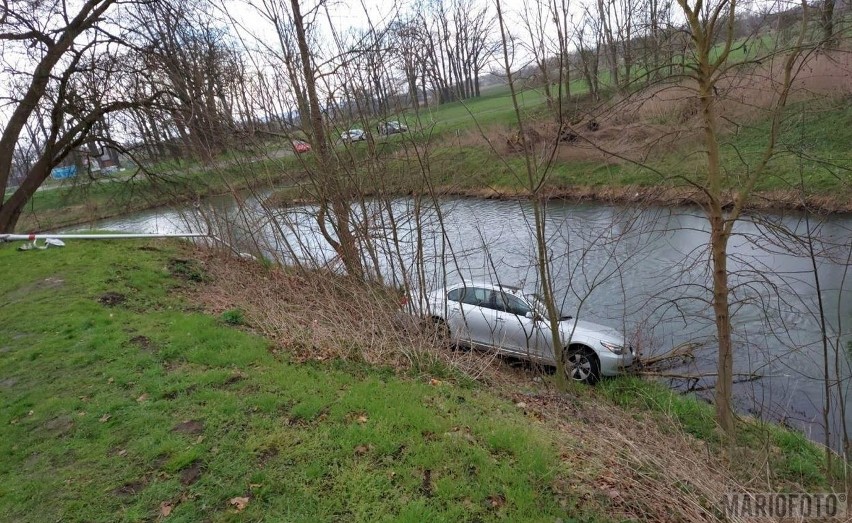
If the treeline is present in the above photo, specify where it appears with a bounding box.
[1,0,848,227]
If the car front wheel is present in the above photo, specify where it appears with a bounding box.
[563,346,600,385]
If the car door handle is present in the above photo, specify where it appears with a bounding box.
[449,306,460,312]
[495,317,505,322]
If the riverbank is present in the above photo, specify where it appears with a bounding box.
[267,182,852,214]
[0,240,843,521]
[11,151,303,233]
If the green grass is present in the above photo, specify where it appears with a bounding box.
[0,240,595,522]
[723,97,852,191]
[388,94,852,195]
[1,237,841,521]
[597,377,837,490]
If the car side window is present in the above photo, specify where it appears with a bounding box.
[496,292,531,316]
[460,287,490,308]
[447,288,463,302]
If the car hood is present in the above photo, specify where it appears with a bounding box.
[558,318,624,344]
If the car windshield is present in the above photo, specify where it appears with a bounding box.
[524,294,549,316]
[524,293,571,318]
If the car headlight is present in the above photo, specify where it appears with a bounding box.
[600,340,624,355]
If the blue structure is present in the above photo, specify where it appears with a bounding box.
[51,165,77,180]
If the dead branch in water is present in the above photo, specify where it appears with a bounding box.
[633,341,762,393]
[640,371,763,393]
[636,341,701,371]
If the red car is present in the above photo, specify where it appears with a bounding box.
[292,140,311,153]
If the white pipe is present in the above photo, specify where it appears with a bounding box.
[1,233,208,241]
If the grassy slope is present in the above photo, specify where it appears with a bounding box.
[1,241,838,522]
[408,97,852,194]
[0,240,594,522]
[597,378,832,489]
[270,83,850,207]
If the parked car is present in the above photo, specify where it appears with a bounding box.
[292,140,311,153]
[377,121,408,136]
[340,129,367,143]
[419,282,636,384]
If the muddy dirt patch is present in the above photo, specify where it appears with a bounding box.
[43,415,74,434]
[256,446,279,467]
[129,335,156,352]
[171,419,204,435]
[179,461,204,486]
[112,478,148,497]
[98,292,126,307]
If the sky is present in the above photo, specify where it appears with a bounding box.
[218,0,549,69]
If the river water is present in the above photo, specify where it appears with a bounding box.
[80,192,852,448]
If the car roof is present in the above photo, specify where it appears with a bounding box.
[445,281,525,294]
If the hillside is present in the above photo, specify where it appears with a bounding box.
[0,240,839,521]
[393,50,852,211]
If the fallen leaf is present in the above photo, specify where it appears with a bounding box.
[515,402,527,409]
[136,394,149,403]
[356,414,368,424]
[429,378,441,386]
[354,444,370,456]
[118,449,128,457]
[194,435,204,444]
[159,501,173,517]
[99,414,111,423]
[107,377,114,384]
[77,411,86,417]
[229,496,250,512]
[27,410,34,416]
[249,483,262,490]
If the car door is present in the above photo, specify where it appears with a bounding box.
[493,291,546,358]
[443,288,468,341]
[452,286,501,347]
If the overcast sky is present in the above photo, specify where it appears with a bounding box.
[218,0,549,70]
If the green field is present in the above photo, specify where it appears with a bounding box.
[0,241,579,521]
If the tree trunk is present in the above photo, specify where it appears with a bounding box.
[710,213,735,436]
[699,72,736,438]
[821,0,836,46]
[289,0,363,280]
[0,157,53,233]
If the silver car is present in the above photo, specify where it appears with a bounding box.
[340,129,366,143]
[422,282,635,384]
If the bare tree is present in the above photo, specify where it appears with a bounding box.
[129,0,242,164]
[0,0,164,233]
[575,5,604,100]
[667,0,810,439]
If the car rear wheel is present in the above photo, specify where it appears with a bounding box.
[563,346,600,385]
